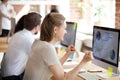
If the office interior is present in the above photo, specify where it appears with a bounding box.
[0,0,120,80]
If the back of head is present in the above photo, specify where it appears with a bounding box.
[24,12,42,31]
[40,13,65,42]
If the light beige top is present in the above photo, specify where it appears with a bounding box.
[24,40,61,80]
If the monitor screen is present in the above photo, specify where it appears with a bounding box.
[61,22,77,47]
[92,26,120,74]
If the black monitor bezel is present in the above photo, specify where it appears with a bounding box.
[60,21,77,47]
[92,26,120,67]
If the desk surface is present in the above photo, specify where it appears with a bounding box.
[63,53,120,80]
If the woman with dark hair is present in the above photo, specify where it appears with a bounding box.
[14,15,26,33]
[24,13,93,80]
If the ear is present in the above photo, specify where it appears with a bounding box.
[54,26,58,34]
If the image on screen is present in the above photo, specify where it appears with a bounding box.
[61,22,77,47]
[93,26,120,67]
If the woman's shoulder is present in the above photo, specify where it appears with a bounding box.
[32,40,56,55]
[33,40,53,49]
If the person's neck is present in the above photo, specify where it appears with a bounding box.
[49,40,57,45]
[30,29,37,35]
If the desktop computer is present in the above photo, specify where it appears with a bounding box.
[78,26,120,80]
[61,21,77,47]
[60,21,77,60]
[92,26,120,78]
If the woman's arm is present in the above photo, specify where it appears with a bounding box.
[65,51,93,80]
[49,65,65,80]
[60,45,75,65]
[50,51,93,80]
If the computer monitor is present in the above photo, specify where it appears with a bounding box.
[60,22,77,47]
[92,26,120,77]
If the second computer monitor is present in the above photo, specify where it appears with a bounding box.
[61,22,77,47]
[92,26,120,74]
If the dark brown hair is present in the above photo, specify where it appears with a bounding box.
[50,5,59,13]
[40,13,65,42]
[14,15,26,33]
[24,12,42,31]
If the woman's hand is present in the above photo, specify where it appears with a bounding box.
[66,45,76,56]
[81,51,94,63]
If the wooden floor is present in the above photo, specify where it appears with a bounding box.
[0,37,8,53]
[0,37,8,80]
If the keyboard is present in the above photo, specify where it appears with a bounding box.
[78,72,102,80]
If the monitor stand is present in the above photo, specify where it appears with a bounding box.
[97,71,120,78]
